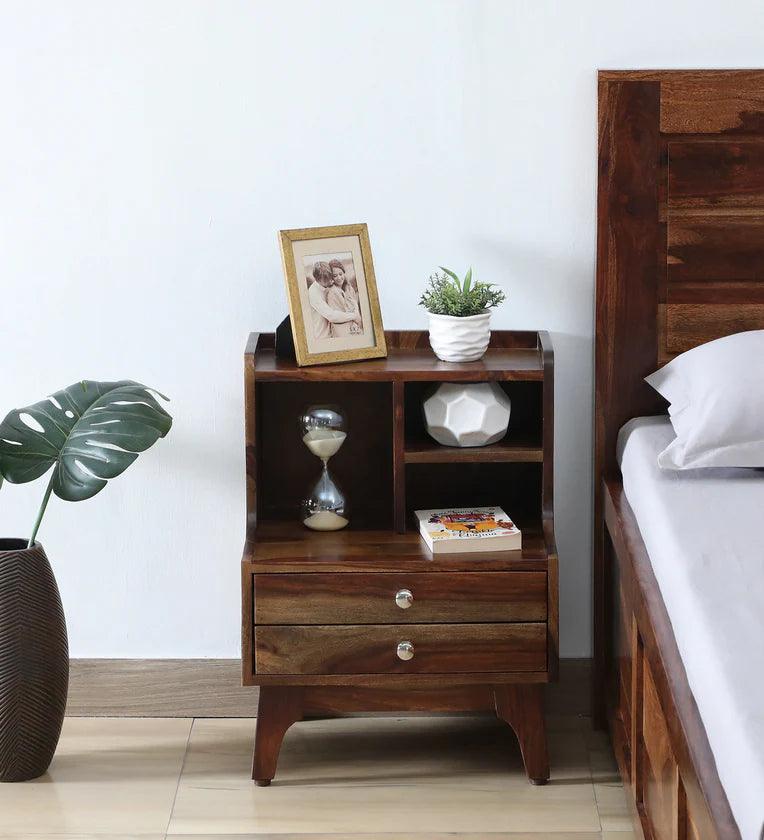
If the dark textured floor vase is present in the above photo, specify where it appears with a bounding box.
[0,539,68,781]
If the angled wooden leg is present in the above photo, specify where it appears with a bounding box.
[493,684,549,785]
[252,687,303,786]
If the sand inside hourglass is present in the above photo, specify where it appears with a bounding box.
[302,429,347,459]
[303,510,349,530]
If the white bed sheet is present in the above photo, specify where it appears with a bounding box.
[618,416,764,840]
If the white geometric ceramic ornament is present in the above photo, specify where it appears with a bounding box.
[423,382,511,447]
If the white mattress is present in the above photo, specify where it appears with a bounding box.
[617,417,764,840]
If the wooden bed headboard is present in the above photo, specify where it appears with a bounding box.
[593,69,764,719]
[595,69,764,486]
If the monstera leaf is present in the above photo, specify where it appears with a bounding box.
[0,380,172,502]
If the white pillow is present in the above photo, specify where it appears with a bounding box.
[645,330,764,469]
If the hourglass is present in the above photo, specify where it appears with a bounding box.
[300,405,349,531]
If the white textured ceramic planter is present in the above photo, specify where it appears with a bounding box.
[428,311,491,362]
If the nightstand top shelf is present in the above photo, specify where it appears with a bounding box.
[246,330,550,382]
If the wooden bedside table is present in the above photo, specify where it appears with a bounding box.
[241,330,557,785]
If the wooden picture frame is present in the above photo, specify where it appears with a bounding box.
[279,223,387,366]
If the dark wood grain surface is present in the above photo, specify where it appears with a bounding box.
[668,141,764,208]
[494,684,549,785]
[539,331,558,679]
[254,623,546,675]
[642,659,678,839]
[299,684,494,713]
[392,379,406,532]
[244,522,549,573]
[252,686,302,786]
[598,70,764,134]
[251,347,544,381]
[247,671,550,688]
[403,435,543,464]
[254,571,547,625]
[667,217,764,284]
[664,301,764,354]
[665,137,764,353]
[594,76,663,728]
[244,333,258,533]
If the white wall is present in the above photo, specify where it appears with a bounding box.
[2,0,763,658]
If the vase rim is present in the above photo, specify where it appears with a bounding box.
[428,310,491,321]
[0,538,40,552]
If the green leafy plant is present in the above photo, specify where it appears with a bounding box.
[419,267,506,317]
[0,381,172,546]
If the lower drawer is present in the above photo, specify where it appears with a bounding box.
[255,623,546,675]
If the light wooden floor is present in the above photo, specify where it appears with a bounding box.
[0,713,633,839]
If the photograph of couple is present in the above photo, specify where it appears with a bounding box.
[303,253,364,341]
[279,223,386,366]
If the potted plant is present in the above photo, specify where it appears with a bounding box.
[0,380,172,781]
[419,267,506,362]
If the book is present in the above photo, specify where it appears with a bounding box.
[414,506,522,554]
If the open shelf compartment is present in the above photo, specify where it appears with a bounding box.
[404,460,543,534]
[256,380,393,530]
[402,380,543,465]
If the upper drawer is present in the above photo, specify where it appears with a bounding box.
[254,571,547,625]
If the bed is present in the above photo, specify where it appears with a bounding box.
[594,70,764,840]
[618,417,764,839]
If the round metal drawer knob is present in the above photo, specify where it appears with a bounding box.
[395,588,413,609]
[396,641,415,661]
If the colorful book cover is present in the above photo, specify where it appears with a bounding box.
[414,506,522,553]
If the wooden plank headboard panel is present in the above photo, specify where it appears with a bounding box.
[593,69,764,723]
[595,68,764,484]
